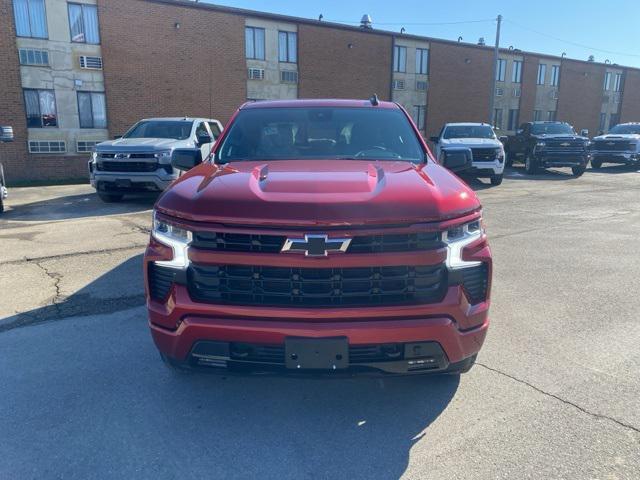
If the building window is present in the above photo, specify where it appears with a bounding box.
[68,3,100,44]
[507,109,519,131]
[537,64,546,85]
[416,48,429,75]
[392,79,405,90]
[493,109,503,129]
[547,110,556,121]
[278,31,297,63]
[77,92,106,128]
[247,68,265,80]
[18,48,49,66]
[496,59,506,82]
[512,60,523,83]
[534,110,543,121]
[416,80,427,91]
[393,46,406,73]
[613,73,622,92]
[609,113,620,128]
[513,88,521,98]
[603,72,611,90]
[550,65,560,86]
[245,27,265,60]
[413,105,426,130]
[24,89,57,128]
[77,140,98,153]
[29,140,66,153]
[280,70,298,83]
[13,0,48,38]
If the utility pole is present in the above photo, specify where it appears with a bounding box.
[488,14,502,125]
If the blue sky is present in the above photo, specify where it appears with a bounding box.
[204,0,640,68]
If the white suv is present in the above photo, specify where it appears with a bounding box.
[431,123,505,186]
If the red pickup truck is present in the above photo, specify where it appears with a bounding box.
[144,98,492,376]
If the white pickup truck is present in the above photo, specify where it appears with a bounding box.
[430,122,505,186]
[590,122,640,168]
[89,117,223,202]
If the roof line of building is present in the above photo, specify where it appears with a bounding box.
[148,0,639,72]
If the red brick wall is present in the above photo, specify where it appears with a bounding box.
[97,0,246,137]
[519,54,541,123]
[426,42,493,138]
[620,69,640,122]
[557,60,605,135]
[298,25,392,100]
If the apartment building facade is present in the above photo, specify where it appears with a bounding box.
[1,0,639,182]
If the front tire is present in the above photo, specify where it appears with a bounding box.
[572,166,586,177]
[505,150,513,168]
[591,159,602,169]
[490,174,503,186]
[524,153,538,174]
[98,192,124,203]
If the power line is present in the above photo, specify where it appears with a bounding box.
[504,19,640,58]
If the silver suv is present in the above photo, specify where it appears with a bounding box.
[89,117,223,202]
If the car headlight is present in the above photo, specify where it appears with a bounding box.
[154,150,172,161]
[152,212,192,269]
[90,151,97,162]
[443,217,484,269]
[536,141,546,148]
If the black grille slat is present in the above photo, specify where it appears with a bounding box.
[96,161,158,172]
[188,264,447,307]
[191,231,443,254]
[461,264,489,304]
[593,140,632,152]
[470,147,498,162]
[543,139,587,155]
[148,264,175,300]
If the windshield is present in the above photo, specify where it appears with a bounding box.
[443,125,495,139]
[531,123,575,135]
[217,107,425,163]
[123,120,193,140]
[608,124,640,135]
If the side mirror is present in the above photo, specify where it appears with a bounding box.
[171,148,202,171]
[440,147,472,172]
[516,129,523,135]
[429,136,439,143]
[580,129,589,137]
[0,126,14,142]
[196,131,213,145]
[498,135,508,144]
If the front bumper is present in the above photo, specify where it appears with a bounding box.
[466,158,505,177]
[534,152,589,168]
[591,152,640,165]
[90,171,177,192]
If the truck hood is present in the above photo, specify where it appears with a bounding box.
[531,134,587,141]
[156,160,480,227]
[96,137,194,152]
[593,134,640,141]
[440,138,501,147]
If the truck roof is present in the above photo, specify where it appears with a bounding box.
[240,98,399,109]
[443,122,492,127]
[138,117,217,122]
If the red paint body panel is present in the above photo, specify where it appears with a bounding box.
[145,100,492,374]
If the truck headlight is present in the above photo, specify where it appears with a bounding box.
[154,150,172,161]
[535,141,546,148]
[443,218,484,269]
[152,212,192,269]
[91,151,97,162]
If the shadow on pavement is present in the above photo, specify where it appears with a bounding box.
[588,164,640,175]
[1,192,157,222]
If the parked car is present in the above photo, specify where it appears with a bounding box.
[504,121,589,177]
[89,117,223,202]
[590,122,640,168]
[145,98,492,376]
[0,125,14,213]
[430,122,505,185]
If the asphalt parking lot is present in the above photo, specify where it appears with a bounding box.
[1,165,640,479]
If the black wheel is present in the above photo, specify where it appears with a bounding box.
[0,197,4,214]
[98,192,124,203]
[524,153,538,174]
[160,353,192,374]
[504,150,513,168]
[572,166,586,177]
[490,174,503,186]
[591,159,602,169]
[445,354,477,375]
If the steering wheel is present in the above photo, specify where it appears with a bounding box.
[354,145,398,158]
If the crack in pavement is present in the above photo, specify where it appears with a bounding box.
[1,244,148,267]
[31,260,64,316]
[476,362,640,436]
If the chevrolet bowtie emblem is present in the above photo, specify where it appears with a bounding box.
[560,142,571,147]
[281,234,352,257]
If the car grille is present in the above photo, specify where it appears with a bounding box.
[543,139,586,155]
[471,147,498,162]
[96,161,158,172]
[187,264,447,307]
[191,231,443,254]
[98,153,156,160]
[461,264,488,304]
[148,264,175,300]
[592,140,633,152]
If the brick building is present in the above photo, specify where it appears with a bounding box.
[1,0,639,183]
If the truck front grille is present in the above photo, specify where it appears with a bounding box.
[96,161,158,172]
[471,147,498,162]
[191,231,443,254]
[148,264,175,300]
[461,264,488,304]
[543,139,586,155]
[592,140,633,152]
[187,264,447,307]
